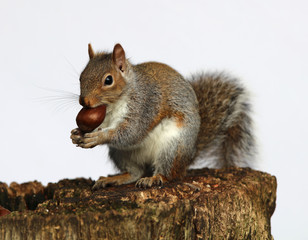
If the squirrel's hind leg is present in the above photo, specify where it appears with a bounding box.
[134,118,198,188]
[135,142,195,188]
[92,172,142,190]
[135,174,167,188]
[93,147,145,190]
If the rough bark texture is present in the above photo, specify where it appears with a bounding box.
[0,167,276,240]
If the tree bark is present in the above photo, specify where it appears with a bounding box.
[0,167,276,240]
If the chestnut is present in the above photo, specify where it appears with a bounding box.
[76,105,107,133]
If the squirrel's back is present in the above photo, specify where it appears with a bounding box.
[132,61,200,132]
[190,72,255,168]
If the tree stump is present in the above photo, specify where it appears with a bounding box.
[0,167,276,240]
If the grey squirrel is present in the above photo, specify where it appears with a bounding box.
[70,43,255,189]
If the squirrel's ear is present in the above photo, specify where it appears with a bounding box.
[112,43,126,72]
[88,43,95,59]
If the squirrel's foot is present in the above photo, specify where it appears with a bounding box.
[92,173,134,190]
[135,174,167,188]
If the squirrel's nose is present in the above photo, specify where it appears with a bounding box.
[79,96,90,107]
[79,96,99,108]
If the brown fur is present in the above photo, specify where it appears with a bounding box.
[147,109,170,132]
[170,149,187,180]
[174,112,185,128]
[88,43,95,59]
[147,109,185,132]
[94,172,133,188]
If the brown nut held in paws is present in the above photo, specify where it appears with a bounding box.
[76,105,106,133]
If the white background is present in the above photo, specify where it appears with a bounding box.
[1,0,307,239]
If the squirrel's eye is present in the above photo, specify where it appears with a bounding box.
[104,75,113,86]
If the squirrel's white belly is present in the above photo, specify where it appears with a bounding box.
[131,118,182,165]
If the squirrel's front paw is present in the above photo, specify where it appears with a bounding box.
[70,128,83,144]
[71,128,106,149]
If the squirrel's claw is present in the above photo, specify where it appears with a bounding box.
[77,142,96,148]
[135,175,167,188]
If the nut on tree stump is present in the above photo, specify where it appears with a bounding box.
[0,167,276,240]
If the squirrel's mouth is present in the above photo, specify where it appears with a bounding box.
[79,95,110,109]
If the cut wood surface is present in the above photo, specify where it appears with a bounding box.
[0,167,276,240]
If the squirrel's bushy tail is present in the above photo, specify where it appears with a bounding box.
[189,73,256,168]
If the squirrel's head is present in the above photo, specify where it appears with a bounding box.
[79,43,129,108]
